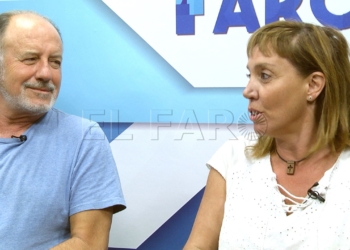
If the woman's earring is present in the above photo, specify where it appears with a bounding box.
[308,95,313,101]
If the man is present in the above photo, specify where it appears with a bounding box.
[0,10,126,249]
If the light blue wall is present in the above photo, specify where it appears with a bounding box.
[0,0,248,123]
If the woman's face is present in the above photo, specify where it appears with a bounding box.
[243,46,311,138]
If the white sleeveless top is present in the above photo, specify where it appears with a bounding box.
[207,138,350,250]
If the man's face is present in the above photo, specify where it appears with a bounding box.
[0,13,62,115]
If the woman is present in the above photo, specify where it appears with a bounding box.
[183,20,350,249]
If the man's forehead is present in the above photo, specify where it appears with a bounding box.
[8,14,51,31]
[6,14,59,40]
[4,14,62,45]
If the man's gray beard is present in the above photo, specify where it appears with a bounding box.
[0,79,57,115]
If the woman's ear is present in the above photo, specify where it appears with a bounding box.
[306,72,325,102]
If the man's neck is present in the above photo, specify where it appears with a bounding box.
[0,110,46,138]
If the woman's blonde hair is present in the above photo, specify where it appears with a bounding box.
[246,20,350,158]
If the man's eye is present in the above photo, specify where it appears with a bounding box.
[24,58,36,62]
[261,73,270,80]
[49,60,61,69]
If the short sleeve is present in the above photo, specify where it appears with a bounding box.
[69,122,126,215]
[206,138,248,180]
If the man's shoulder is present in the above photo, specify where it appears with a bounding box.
[48,108,97,126]
[38,109,103,139]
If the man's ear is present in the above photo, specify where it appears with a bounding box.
[306,72,325,102]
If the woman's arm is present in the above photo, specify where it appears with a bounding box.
[183,167,226,250]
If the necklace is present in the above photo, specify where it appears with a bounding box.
[275,150,309,175]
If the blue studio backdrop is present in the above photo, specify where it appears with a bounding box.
[3,0,350,249]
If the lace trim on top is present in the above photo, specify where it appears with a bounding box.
[276,159,339,214]
[277,184,316,213]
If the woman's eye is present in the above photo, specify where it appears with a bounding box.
[246,73,251,78]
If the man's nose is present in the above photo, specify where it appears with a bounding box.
[35,60,53,83]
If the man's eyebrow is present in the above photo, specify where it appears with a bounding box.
[49,54,63,59]
[20,51,62,59]
[20,51,38,57]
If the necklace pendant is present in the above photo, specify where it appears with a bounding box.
[286,161,295,175]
